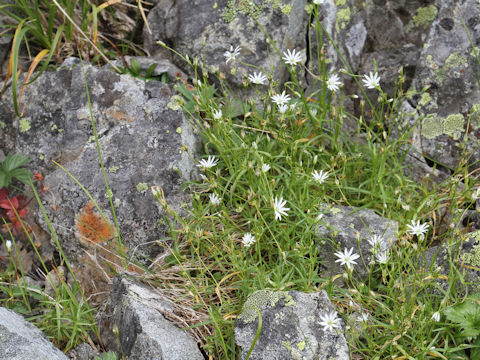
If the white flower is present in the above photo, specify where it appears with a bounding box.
[273,196,290,221]
[5,240,12,252]
[312,170,329,184]
[362,71,381,89]
[319,311,342,332]
[197,156,218,170]
[209,193,221,206]
[262,163,271,173]
[358,312,369,323]
[278,103,288,114]
[224,45,241,64]
[248,72,268,85]
[375,251,389,264]
[334,247,360,270]
[368,234,383,250]
[242,233,256,248]
[313,0,325,4]
[212,109,222,120]
[271,90,291,106]
[326,73,342,92]
[282,49,303,66]
[431,312,441,322]
[406,220,429,239]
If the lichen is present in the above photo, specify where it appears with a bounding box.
[335,0,347,6]
[239,289,289,323]
[336,7,351,32]
[281,4,291,14]
[167,95,184,111]
[136,182,149,192]
[421,115,443,139]
[176,127,182,134]
[412,5,438,29]
[463,233,480,268]
[468,104,480,130]
[443,113,464,140]
[221,0,266,23]
[419,93,431,107]
[436,52,467,84]
[108,166,122,173]
[297,341,306,351]
[0,121,5,129]
[19,118,31,133]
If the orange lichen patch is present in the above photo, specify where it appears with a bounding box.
[75,201,115,247]
[105,108,134,123]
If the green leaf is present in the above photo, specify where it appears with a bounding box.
[0,168,10,188]
[2,153,29,172]
[444,293,480,340]
[130,59,140,76]
[9,168,32,185]
[145,63,157,79]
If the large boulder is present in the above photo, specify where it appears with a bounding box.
[235,289,349,360]
[144,0,309,88]
[97,276,204,360]
[0,307,69,360]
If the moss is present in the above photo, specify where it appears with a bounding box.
[336,7,351,32]
[412,5,438,29]
[421,115,443,139]
[19,118,31,133]
[443,113,464,140]
[239,289,290,323]
[136,182,149,192]
[468,104,480,130]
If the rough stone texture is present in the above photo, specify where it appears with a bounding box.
[0,58,200,264]
[422,230,480,293]
[235,290,349,360]
[0,1,14,71]
[315,204,398,278]
[0,307,69,360]
[407,0,480,170]
[144,0,308,88]
[97,276,204,360]
[66,343,100,360]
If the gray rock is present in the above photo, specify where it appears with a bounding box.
[144,0,308,88]
[0,59,201,262]
[408,0,480,170]
[235,289,349,360]
[97,276,204,360]
[316,204,398,278]
[0,307,69,360]
[66,343,100,360]
[422,230,480,293]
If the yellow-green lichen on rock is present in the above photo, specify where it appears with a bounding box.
[419,93,431,107]
[421,115,443,139]
[412,5,438,29]
[19,118,31,133]
[239,289,292,323]
[222,0,286,22]
[136,182,149,192]
[463,231,480,269]
[336,7,351,32]
[335,0,347,6]
[435,52,468,84]
[468,104,480,130]
[443,113,464,140]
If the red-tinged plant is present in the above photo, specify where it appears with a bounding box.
[0,194,30,237]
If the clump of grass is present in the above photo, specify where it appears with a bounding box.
[149,4,480,359]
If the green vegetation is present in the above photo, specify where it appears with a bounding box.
[0,1,480,359]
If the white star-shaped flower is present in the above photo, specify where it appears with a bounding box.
[282,49,303,66]
[278,104,288,114]
[209,193,221,206]
[241,233,256,248]
[5,240,12,252]
[334,247,360,270]
[313,0,326,4]
[248,72,268,85]
[319,311,342,332]
[273,196,290,221]
[406,220,429,239]
[262,163,271,173]
[224,45,241,64]
[271,90,291,106]
[326,73,342,92]
[212,108,222,120]
[431,312,441,322]
[375,251,389,264]
[312,170,329,184]
[362,71,381,89]
[197,156,218,170]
